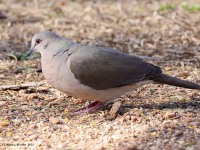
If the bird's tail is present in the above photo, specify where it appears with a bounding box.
[151,74,200,90]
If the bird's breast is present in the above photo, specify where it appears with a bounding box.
[41,56,72,93]
[41,54,91,98]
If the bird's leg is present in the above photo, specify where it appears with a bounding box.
[73,101,105,114]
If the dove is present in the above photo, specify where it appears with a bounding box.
[27,31,200,114]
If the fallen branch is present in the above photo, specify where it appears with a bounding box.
[0,82,44,90]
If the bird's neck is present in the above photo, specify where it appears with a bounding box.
[40,39,75,69]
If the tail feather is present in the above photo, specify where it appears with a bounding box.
[151,74,200,90]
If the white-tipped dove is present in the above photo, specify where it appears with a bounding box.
[27,31,200,114]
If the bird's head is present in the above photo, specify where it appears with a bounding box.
[27,31,61,56]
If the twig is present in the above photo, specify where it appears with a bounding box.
[0,82,44,90]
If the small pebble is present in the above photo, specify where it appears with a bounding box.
[146,127,156,133]
[29,134,38,140]
[189,121,200,127]
[0,101,6,107]
[165,112,176,119]
[49,117,60,124]
[175,130,183,137]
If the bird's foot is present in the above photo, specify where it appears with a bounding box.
[73,101,105,115]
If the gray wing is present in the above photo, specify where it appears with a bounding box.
[69,45,162,90]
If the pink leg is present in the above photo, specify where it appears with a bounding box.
[73,101,105,115]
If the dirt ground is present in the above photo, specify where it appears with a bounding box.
[0,0,200,149]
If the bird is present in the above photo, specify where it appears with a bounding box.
[27,31,200,114]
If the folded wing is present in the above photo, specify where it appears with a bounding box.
[69,46,162,90]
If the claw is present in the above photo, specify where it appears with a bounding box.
[73,101,105,115]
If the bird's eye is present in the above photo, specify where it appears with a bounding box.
[36,39,42,44]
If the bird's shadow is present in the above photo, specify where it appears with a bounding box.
[129,99,200,109]
[105,98,200,115]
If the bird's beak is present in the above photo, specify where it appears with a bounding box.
[27,47,35,57]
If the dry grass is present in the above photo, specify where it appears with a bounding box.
[0,0,200,149]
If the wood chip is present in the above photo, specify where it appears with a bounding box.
[107,101,122,120]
